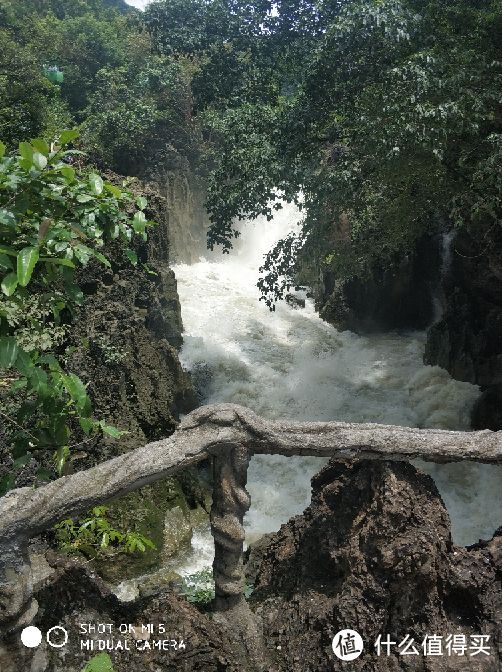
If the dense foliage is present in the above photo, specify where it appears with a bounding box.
[0,0,197,175]
[0,131,151,492]
[144,0,502,304]
[54,505,156,558]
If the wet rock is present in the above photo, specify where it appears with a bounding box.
[252,459,502,671]
[244,534,274,587]
[471,384,502,431]
[424,227,502,429]
[92,479,198,584]
[161,506,193,561]
[308,235,441,333]
[285,294,305,309]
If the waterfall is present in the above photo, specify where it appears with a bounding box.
[171,203,501,574]
[440,228,456,280]
[432,228,457,323]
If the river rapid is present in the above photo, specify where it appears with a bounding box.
[172,202,501,575]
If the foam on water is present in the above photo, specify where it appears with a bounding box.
[172,202,502,574]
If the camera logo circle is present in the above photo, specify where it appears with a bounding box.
[20,625,68,649]
[21,626,42,648]
[46,626,69,648]
[332,629,364,661]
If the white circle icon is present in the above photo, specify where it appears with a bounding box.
[332,629,364,661]
[21,626,43,648]
[46,626,68,648]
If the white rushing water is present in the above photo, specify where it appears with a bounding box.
[172,202,502,574]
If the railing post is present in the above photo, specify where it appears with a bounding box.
[210,445,251,610]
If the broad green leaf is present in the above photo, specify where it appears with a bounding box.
[132,211,146,234]
[31,138,49,156]
[15,349,34,376]
[99,421,126,438]
[51,418,69,445]
[13,454,31,469]
[29,367,48,395]
[62,373,88,410]
[33,151,48,170]
[76,194,94,203]
[59,128,79,146]
[10,377,27,392]
[19,142,33,163]
[0,246,17,257]
[136,196,147,210]
[79,417,94,436]
[0,209,16,228]
[89,173,104,196]
[1,272,18,296]
[104,183,122,198]
[54,445,70,476]
[17,247,39,286]
[0,141,5,159]
[40,257,75,268]
[125,249,138,266]
[0,337,19,368]
[65,284,84,305]
[60,165,75,182]
[74,245,92,265]
[92,251,111,268]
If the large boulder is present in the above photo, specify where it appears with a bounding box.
[251,459,501,671]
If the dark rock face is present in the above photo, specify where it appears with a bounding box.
[69,179,197,455]
[424,229,502,428]
[471,385,502,431]
[317,236,440,333]
[64,178,200,578]
[251,459,502,671]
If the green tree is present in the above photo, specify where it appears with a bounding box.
[0,30,56,147]
[190,0,502,306]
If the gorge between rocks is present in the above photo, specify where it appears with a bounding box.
[168,202,502,582]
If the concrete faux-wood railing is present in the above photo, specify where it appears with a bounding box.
[1,402,501,639]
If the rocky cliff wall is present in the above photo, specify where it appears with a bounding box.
[64,174,205,578]
[302,215,502,429]
[316,234,441,333]
[424,228,502,429]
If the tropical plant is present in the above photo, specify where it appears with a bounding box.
[0,129,153,493]
[82,652,116,672]
[179,567,254,604]
[54,505,156,558]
